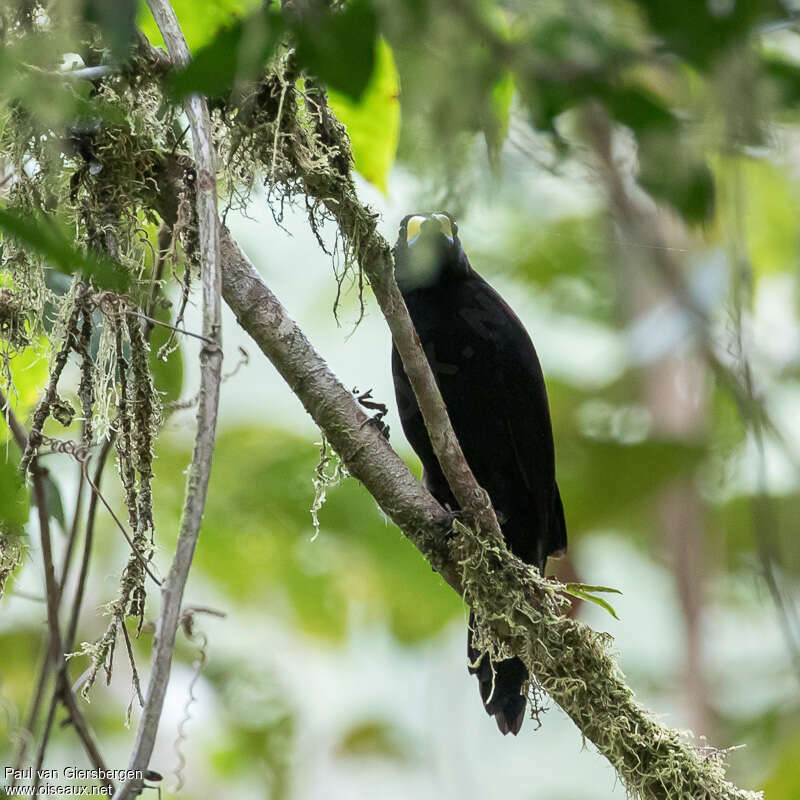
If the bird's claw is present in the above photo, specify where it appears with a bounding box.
[364,414,390,440]
[354,387,390,440]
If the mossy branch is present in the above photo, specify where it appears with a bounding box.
[206,49,760,800]
[27,20,761,799]
[218,222,760,800]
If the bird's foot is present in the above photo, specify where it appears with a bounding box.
[353,387,390,440]
[362,414,390,440]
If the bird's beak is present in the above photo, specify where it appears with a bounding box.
[406,214,454,247]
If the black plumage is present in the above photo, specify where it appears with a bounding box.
[391,212,567,736]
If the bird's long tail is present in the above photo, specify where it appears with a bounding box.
[467,611,528,735]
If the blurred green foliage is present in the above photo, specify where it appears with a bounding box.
[328,37,400,193]
[137,0,262,51]
[334,718,410,760]
[153,427,463,642]
[0,209,130,292]
[2,0,800,798]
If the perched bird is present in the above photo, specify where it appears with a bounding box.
[391,212,567,736]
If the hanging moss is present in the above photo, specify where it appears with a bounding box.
[0,533,23,601]
[0,8,176,704]
[0,287,31,349]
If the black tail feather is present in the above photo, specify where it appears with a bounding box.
[468,611,529,735]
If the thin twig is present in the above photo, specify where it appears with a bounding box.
[9,640,49,788]
[144,223,173,339]
[31,684,59,799]
[0,388,29,452]
[57,450,87,600]
[129,309,215,345]
[114,4,223,795]
[1,392,112,791]
[120,619,145,708]
[32,462,113,793]
[1,390,51,789]
[22,62,114,81]
[65,437,115,653]
[81,459,162,586]
[11,432,87,782]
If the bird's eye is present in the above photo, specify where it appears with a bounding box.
[405,215,425,243]
[432,213,453,239]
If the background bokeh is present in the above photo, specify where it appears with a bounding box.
[2,1,800,798]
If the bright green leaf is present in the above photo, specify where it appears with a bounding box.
[0,449,29,536]
[328,38,400,193]
[714,156,800,279]
[566,583,623,595]
[137,0,263,53]
[293,0,378,100]
[168,8,285,100]
[484,71,514,172]
[564,584,621,620]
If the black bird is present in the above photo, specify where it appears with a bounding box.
[391,212,567,736]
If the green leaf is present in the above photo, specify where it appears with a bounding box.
[0,209,129,292]
[0,449,29,536]
[713,156,800,279]
[293,0,377,100]
[603,86,677,134]
[328,38,400,192]
[137,0,263,53]
[564,583,621,620]
[168,8,285,100]
[762,56,800,107]
[566,583,622,595]
[169,0,378,102]
[485,71,514,172]
[639,142,715,224]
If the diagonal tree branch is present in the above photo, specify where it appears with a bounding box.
[112,25,760,800]
[219,226,457,582]
[294,83,504,545]
[113,3,223,796]
[218,226,759,800]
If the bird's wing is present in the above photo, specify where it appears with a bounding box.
[472,278,567,562]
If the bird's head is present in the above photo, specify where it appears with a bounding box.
[393,212,469,292]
